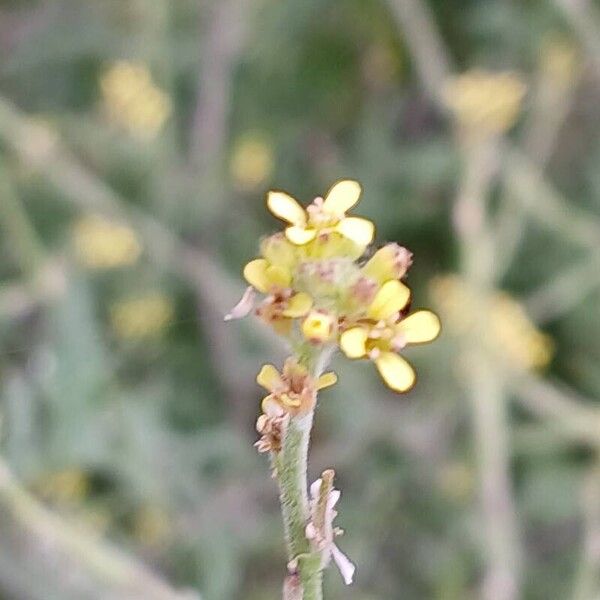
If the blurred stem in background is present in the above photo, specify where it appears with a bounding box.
[0,158,45,277]
[454,139,521,600]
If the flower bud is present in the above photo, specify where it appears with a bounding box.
[260,233,297,271]
[301,310,336,344]
[361,243,412,285]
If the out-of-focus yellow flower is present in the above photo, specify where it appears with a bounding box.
[267,180,375,247]
[72,215,142,269]
[34,468,89,506]
[257,358,337,416]
[340,281,441,392]
[230,133,274,191]
[540,35,579,85]
[133,505,172,547]
[110,293,174,340]
[430,275,554,370]
[437,461,474,502]
[100,60,171,139]
[443,70,526,137]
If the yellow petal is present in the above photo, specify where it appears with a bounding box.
[282,292,313,317]
[256,364,283,392]
[285,225,317,245]
[339,327,368,358]
[335,217,375,246]
[267,191,306,225]
[395,311,441,344]
[374,352,416,392]
[243,259,270,293]
[265,264,291,289]
[323,179,362,214]
[317,371,338,390]
[367,280,411,321]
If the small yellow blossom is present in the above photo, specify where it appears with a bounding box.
[267,180,375,247]
[72,215,142,269]
[111,293,174,340]
[443,70,526,136]
[540,35,579,85]
[230,133,274,191]
[340,281,440,392]
[34,468,89,506]
[429,275,554,370]
[100,60,171,139]
[133,505,172,547]
[257,358,337,417]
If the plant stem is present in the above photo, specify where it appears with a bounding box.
[274,410,323,600]
[275,346,327,599]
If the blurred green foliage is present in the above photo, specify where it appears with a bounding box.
[1,1,600,599]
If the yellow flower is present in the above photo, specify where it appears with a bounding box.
[340,280,440,392]
[267,180,375,247]
[110,293,174,340]
[100,61,171,139]
[257,358,337,416]
[230,133,274,191]
[34,468,89,506]
[133,505,172,547]
[443,70,526,136]
[429,275,554,370]
[72,215,142,269]
[242,246,313,334]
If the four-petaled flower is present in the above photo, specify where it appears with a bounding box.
[340,280,441,392]
[257,358,337,416]
[267,180,375,247]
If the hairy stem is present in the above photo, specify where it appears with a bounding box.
[274,410,323,600]
[275,346,327,599]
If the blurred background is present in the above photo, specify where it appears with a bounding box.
[1,1,600,599]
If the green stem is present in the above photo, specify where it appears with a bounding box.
[275,348,327,600]
[274,411,323,600]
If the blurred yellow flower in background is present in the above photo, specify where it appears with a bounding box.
[110,293,174,340]
[72,215,142,269]
[100,60,172,139]
[34,468,89,506]
[443,70,526,137]
[430,275,554,370]
[540,35,579,85]
[133,505,172,547]
[230,133,274,191]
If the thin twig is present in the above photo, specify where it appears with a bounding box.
[0,459,199,600]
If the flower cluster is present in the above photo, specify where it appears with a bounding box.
[230,180,441,401]
[100,61,172,139]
